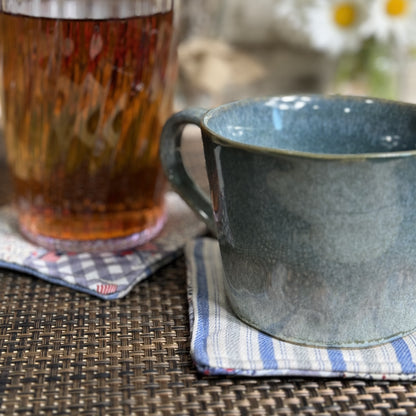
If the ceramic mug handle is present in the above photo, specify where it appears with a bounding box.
[160,108,216,234]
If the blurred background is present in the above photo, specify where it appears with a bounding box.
[175,0,416,109]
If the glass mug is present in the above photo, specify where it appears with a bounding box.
[0,0,176,252]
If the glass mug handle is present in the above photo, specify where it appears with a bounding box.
[160,108,217,234]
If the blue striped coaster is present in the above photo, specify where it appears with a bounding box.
[185,238,416,379]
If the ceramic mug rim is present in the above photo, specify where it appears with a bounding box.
[200,94,416,161]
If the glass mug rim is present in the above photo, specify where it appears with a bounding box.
[200,94,416,161]
[0,0,174,19]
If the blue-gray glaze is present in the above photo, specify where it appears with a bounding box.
[205,96,416,155]
[160,95,416,347]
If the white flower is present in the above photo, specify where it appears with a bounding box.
[305,0,370,55]
[274,0,369,56]
[360,0,416,47]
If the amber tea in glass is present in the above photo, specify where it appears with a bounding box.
[0,0,176,252]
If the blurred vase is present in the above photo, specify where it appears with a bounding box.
[330,38,407,101]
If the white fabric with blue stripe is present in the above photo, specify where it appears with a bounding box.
[186,238,416,379]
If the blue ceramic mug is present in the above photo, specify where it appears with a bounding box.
[160,95,416,347]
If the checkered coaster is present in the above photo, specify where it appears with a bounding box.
[0,192,205,300]
[185,238,416,380]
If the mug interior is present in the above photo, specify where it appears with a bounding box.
[204,95,416,156]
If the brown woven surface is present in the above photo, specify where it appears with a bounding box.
[2,139,416,415]
[1,261,416,416]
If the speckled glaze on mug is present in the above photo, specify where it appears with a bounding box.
[160,95,416,348]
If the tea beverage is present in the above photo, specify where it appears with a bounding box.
[0,0,176,252]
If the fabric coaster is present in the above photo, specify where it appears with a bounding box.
[0,192,205,300]
[185,238,416,380]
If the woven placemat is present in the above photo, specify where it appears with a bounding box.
[1,257,416,415]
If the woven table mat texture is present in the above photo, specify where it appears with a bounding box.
[1,259,416,415]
